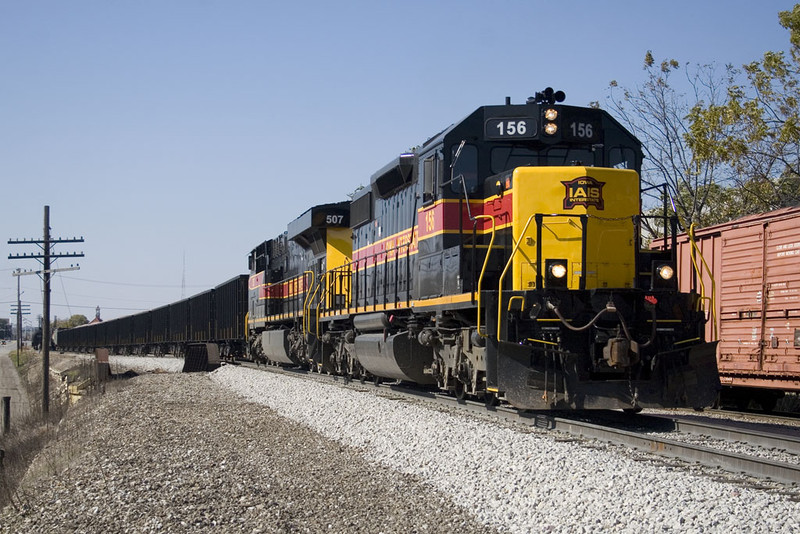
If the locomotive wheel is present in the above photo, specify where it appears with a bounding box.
[454,380,468,401]
[484,392,499,407]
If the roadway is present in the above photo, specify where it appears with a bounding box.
[0,342,32,430]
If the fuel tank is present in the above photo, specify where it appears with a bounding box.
[354,332,435,384]
[261,329,296,365]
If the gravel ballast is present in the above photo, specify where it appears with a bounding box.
[1,361,799,533]
[209,365,800,533]
[1,370,493,534]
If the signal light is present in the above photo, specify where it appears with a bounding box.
[544,108,558,121]
[544,123,558,135]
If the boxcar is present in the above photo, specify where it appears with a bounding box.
[666,206,800,410]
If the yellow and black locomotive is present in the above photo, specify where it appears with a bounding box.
[247,89,720,410]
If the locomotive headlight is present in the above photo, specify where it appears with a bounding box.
[544,108,558,121]
[545,259,569,288]
[656,264,674,280]
[544,122,558,135]
[651,261,677,289]
[549,263,567,279]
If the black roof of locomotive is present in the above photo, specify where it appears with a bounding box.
[287,201,350,242]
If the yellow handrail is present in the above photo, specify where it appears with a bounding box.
[497,214,536,341]
[508,295,525,312]
[473,214,497,338]
[686,223,717,339]
[315,276,333,336]
[301,270,315,337]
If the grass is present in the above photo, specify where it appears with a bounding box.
[0,351,98,511]
[7,349,37,369]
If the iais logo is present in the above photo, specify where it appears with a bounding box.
[561,176,605,210]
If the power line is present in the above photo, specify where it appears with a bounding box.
[2,299,149,312]
[60,275,208,289]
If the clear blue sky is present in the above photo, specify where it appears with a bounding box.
[1,0,795,322]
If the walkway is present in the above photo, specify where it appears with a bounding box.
[0,344,32,430]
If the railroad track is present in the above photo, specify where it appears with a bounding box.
[709,407,800,424]
[241,361,800,485]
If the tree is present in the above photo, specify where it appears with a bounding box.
[607,53,737,232]
[55,314,89,329]
[688,5,800,213]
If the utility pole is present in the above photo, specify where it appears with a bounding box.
[9,271,30,367]
[8,206,84,415]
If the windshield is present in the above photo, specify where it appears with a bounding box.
[490,146,595,174]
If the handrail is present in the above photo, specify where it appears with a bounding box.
[309,284,328,337]
[348,240,413,311]
[687,223,717,338]
[472,214,497,338]
[326,264,352,316]
[497,214,536,341]
[508,295,525,312]
[301,270,316,337]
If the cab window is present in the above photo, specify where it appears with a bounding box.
[422,153,443,203]
[609,147,638,170]
[451,144,478,193]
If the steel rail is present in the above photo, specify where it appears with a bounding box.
[645,414,800,456]
[437,398,800,486]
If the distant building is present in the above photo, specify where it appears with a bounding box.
[0,318,11,339]
[89,306,103,325]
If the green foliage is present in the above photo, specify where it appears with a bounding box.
[7,349,36,368]
[688,5,800,213]
[55,314,89,329]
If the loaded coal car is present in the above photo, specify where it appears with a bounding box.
[57,278,249,362]
[131,311,152,355]
[188,290,214,344]
[663,206,800,411]
[54,322,88,353]
[150,305,170,356]
[214,275,249,360]
[104,316,125,354]
[168,298,190,357]
[247,89,720,410]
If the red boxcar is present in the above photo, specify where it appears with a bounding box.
[659,206,800,410]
